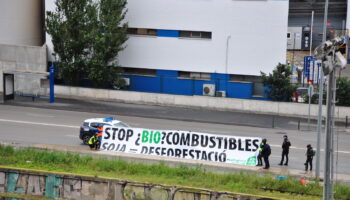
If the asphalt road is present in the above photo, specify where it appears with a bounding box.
[6,96,348,131]
[0,104,349,177]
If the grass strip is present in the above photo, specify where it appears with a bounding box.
[0,145,349,200]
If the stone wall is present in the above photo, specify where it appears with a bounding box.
[0,167,273,200]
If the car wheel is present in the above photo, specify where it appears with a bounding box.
[82,135,91,145]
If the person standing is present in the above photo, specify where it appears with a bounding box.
[305,144,315,171]
[88,134,98,150]
[261,138,271,169]
[279,135,291,166]
[96,125,103,150]
[256,141,264,166]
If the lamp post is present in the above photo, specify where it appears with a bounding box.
[316,66,324,179]
[310,10,314,57]
[225,35,231,75]
[315,0,329,180]
[315,37,346,200]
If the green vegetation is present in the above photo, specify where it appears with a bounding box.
[336,77,350,106]
[46,0,128,88]
[261,63,297,102]
[1,145,350,200]
[304,77,350,107]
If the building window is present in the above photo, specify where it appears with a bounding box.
[180,31,212,39]
[123,67,156,76]
[178,71,210,80]
[230,75,261,82]
[178,71,191,78]
[287,32,291,39]
[128,28,212,39]
[253,82,265,97]
[191,72,210,80]
[127,28,157,36]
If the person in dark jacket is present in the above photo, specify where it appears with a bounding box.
[256,142,264,166]
[261,138,271,169]
[279,135,291,166]
[305,144,315,171]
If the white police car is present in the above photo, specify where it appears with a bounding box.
[79,117,129,144]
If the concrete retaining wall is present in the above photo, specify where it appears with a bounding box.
[0,44,47,94]
[0,167,272,200]
[55,85,350,119]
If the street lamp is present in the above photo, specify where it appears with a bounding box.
[314,37,346,200]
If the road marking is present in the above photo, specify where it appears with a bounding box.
[1,118,350,154]
[337,150,350,154]
[270,144,350,154]
[270,155,298,159]
[270,155,281,158]
[0,118,79,129]
[270,144,309,151]
[288,121,316,126]
[271,144,307,150]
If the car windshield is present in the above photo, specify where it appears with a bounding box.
[297,88,309,95]
[113,122,129,127]
[83,122,89,127]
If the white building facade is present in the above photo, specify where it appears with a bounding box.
[120,0,289,76]
[46,0,289,99]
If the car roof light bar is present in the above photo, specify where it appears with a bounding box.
[103,117,115,122]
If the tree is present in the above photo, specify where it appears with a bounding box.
[261,63,297,101]
[46,0,95,86]
[336,77,350,106]
[88,0,128,88]
[46,0,128,88]
[303,77,350,107]
[303,88,326,105]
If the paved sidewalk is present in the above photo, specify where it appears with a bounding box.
[5,96,348,131]
[31,143,350,184]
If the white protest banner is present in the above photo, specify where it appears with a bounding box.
[101,126,261,166]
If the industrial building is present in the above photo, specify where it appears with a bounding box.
[288,0,348,49]
[0,0,349,99]
[44,0,289,99]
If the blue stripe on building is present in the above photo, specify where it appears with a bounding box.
[156,30,180,37]
[123,69,269,100]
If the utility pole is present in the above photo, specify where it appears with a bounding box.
[316,67,324,179]
[310,10,314,57]
[315,0,329,180]
[308,83,312,130]
[292,33,297,66]
[323,68,335,200]
[315,37,346,200]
